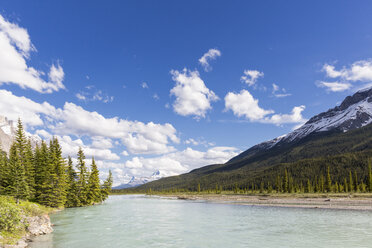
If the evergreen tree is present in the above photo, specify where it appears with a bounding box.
[349,171,354,192]
[354,170,359,192]
[320,175,325,193]
[48,138,67,207]
[34,141,51,205]
[87,158,102,204]
[326,166,332,192]
[284,169,289,193]
[344,177,348,193]
[24,139,35,198]
[6,144,30,202]
[77,147,89,205]
[306,179,311,193]
[101,170,113,201]
[65,156,80,207]
[276,175,282,192]
[368,159,372,192]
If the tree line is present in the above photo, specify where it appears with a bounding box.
[0,119,113,208]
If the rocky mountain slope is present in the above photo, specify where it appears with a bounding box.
[0,115,16,153]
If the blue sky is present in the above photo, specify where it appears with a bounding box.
[1,1,372,185]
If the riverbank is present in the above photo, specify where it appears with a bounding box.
[154,193,372,210]
[0,196,54,248]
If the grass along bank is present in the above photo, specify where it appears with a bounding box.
[0,196,54,247]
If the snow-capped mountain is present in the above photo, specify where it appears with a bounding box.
[0,115,41,154]
[230,87,372,162]
[0,116,16,153]
[113,170,171,189]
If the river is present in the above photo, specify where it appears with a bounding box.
[30,195,372,248]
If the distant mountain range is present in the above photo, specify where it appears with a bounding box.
[113,170,170,189]
[133,87,372,191]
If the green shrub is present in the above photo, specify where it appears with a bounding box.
[0,200,22,232]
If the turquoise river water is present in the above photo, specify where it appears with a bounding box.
[30,195,372,248]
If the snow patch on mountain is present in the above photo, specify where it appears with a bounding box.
[113,170,173,189]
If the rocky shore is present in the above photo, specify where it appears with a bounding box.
[161,193,372,211]
[1,214,53,248]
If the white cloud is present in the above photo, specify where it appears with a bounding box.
[263,105,306,125]
[0,89,179,155]
[185,138,199,146]
[272,83,291,98]
[121,151,129,156]
[0,15,65,93]
[120,146,240,178]
[141,82,148,89]
[224,89,274,121]
[0,89,58,126]
[240,70,264,86]
[91,137,113,149]
[198,48,221,71]
[316,81,352,92]
[76,86,114,103]
[323,61,372,82]
[319,60,372,92]
[153,93,159,100]
[170,69,219,119]
[224,89,305,125]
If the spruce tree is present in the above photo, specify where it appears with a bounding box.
[306,179,311,193]
[284,169,289,193]
[6,144,30,202]
[101,170,113,201]
[354,170,358,192]
[368,159,372,192]
[349,171,354,192]
[66,156,80,207]
[48,138,67,207]
[87,157,102,204]
[77,147,89,205]
[326,166,332,192]
[24,139,35,198]
[344,178,348,193]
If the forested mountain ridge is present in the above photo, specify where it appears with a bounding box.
[131,88,372,192]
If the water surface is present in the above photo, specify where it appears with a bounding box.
[30,195,372,248]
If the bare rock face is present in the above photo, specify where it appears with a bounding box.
[26,215,53,236]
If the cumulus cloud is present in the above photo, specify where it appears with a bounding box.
[199,48,221,71]
[120,146,240,178]
[316,81,352,92]
[0,15,65,93]
[170,69,219,119]
[224,89,306,125]
[323,61,372,82]
[141,82,149,89]
[224,90,274,121]
[0,89,58,126]
[263,105,306,125]
[240,70,264,86]
[319,60,372,92]
[0,89,179,155]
